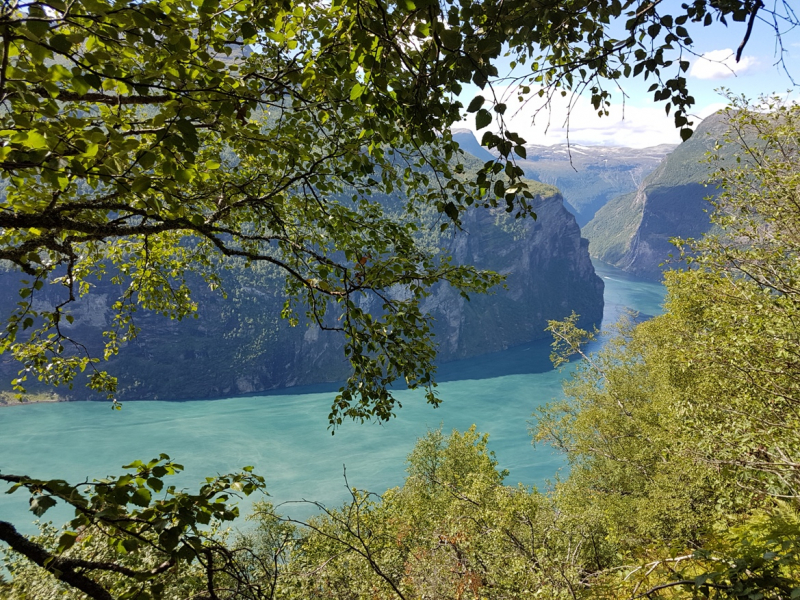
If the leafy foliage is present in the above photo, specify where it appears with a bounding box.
[533,97,800,597]
[0,456,267,599]
[665,95,800,497]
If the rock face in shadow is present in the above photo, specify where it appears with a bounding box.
[583,113,730,280]
[0,190,602,402]
[422,191,603,361]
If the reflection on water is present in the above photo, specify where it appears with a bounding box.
[0,260,665,532]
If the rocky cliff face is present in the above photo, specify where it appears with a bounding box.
[583,113,730,280]
[423,191,602,360]
[0,189,603,402]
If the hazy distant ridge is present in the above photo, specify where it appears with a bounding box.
[451,129,674,226]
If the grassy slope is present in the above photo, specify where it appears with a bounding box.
[581,191,642,264]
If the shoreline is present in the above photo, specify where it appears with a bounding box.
[0,391,65,407]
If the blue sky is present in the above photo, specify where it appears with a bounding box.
[456,9,800,147]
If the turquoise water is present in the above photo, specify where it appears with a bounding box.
[0,260,665,532]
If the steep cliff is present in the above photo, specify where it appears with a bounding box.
[583,113,729,280]
[422,190,602,360]
[0,180,603,402]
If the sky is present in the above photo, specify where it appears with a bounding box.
[455,7,800,148]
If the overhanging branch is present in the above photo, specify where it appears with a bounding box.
[0,520,117,600]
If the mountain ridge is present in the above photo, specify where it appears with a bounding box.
[451,128,675,226]
[583,112,730,279]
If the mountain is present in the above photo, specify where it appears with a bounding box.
[420,188,603,361]
[451,128,496,162]
[0,182,603,401]
[582,112,730,280]
[514,143,676,226]
[451,129,674,226]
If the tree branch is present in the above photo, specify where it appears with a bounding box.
[0,520,116,600]
[32,88,171,105]
[736,0,763,62]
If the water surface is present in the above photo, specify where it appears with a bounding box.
[0,260,665,531]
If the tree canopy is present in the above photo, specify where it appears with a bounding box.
[0,0,796,422]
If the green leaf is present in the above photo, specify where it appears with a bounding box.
[23,132,47,150]
[131,487,152,507]
[240,21,257,39]
[131,176,152,194]
[439,28,461,49]
[475,109,492,130]
[159,527,181,551]
[49,34,73,53]
[30,495,57,516]
[466,95,485,113]
[350,83,364,100]
[71,76,92,96]
[57,531,79,552]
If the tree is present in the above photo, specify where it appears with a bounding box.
[283,427,583,600]
[533,97,800,598]
[0,456,274,600]
[0,0,797,422]
[666,95,800,498]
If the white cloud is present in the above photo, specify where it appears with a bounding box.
[689,49,758,80]
[457,87,695,148]
[696,102,728,119]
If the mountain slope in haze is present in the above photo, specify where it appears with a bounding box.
[451,128,496,162]
[451,129,673,226]
[515,143,676,226]
[583,113,730,280]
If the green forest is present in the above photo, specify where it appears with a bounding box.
[2,0,800,597]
